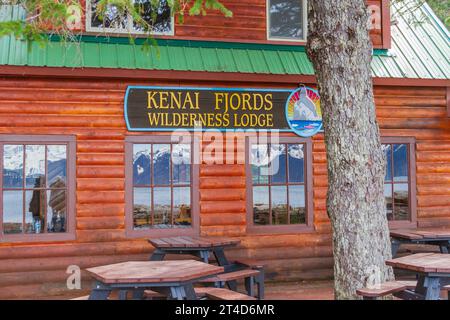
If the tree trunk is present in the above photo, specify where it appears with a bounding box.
[306,0,394,299]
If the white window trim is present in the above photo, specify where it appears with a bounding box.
[266,0,308,42]
[85,0,175,36]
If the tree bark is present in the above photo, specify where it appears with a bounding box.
[306,0,394,299]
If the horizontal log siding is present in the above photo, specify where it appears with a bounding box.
[0,77,447,299]
[78,0,386,47]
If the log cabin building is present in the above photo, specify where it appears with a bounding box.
[0,1,449,299]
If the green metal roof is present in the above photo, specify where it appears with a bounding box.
[0,3,449,79]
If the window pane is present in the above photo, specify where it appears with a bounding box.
[25,145,45,188]
[153,187,171,227]
[269,0,304,40]
[3,145,23,188]
[289,185,306,224]
[270,144,286,183]
[173,187,191,227]
[133,0,172,33]
[271,186,287,225]
[25,190,45,234]
[384,184,393,221]
[394,183,409,220]
[172,144,191,185]
[153,144,171,185]
[90,0,129,29]
[288,144,304,183]
[133,144,151,186]
[47,189,66,233]
[383,144,392,182]
[393,144,408,182]
[133,187,151,229]
[251,144,270,185]
[47,145,67,188]
[3,190,23,234]
[253,186,270,225]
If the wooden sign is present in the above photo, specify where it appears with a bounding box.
[125,86,322,137]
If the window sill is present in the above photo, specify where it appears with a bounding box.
[247,224,315,235]
[0,232,76,243]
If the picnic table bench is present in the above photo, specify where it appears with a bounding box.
[85,260,224,300]
[148,236,264,298]
[390,229,450,257]
[386,253,450,300]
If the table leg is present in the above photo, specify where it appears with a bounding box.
[438,241,449,254]
[213,249,238,291]
[89,282,112,300]
[391,239,401,258]
[150,248,166,261]
[170,286,186,300]
[199,250,210,263]
[118,290,128,300]
[132,289,145,300]
[183,284,198,300]
[415,275,441,300]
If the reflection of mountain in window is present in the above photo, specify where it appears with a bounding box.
[88,0,172,34]
[132,143,191,230]
[268,0,305,40]
[383,143,410,221]
[2,144,68,234]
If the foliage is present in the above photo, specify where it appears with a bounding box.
[0,0,233,47]
[427,0,449,28]
[392,0,449,29]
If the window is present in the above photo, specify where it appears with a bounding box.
[267,0,307,41]
[125,136,199,237]
[246,137,313,233]
[86,0,174,35]
[0,136,75,242]
[382,138,416,225]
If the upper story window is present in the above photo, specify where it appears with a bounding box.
[0,136,75,242]
[381,137,417,227]
[125,136,199,238]
[267,0,307,41]
[246,136,313,234]
[86,0,174,35]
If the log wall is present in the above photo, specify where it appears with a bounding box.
[79,0,389,48]
[0,76,448,299]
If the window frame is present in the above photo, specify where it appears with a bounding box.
[85,0,175,36]
[382,137,417,229]
[245,136,314,234]
[0,135,76,243]
[266,0,308,42]
[125,135,199,238]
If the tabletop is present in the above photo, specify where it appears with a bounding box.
[386,253,450,274]
[86,260,224,284]
[390,229,450,240]
[148,236,241,249]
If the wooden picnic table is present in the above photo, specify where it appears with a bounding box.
[148,236,241,290]
[386,253,450,300]
[86,260,224,300]
[390,228,450,257]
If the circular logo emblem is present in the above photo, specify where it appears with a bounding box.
[285,87,322,137]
